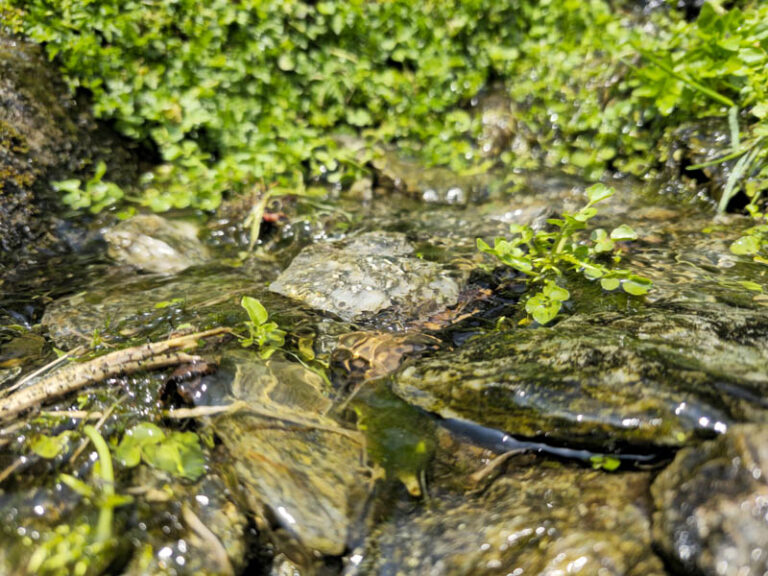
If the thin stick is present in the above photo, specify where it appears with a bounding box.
[1,346,85,398]
[0,458,24,484]
[38,410,103,420]
[0,328,229,423]
[182,504,235,576]
[166,401,364,443]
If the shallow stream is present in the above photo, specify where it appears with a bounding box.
[1,166,767,575]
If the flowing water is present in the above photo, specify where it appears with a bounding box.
[1,165,767,575]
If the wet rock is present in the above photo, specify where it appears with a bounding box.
[104,214,210,274]
[349,458,664,575]
[0,33,76,259]
[41,265,276,349]
[473,88,519,158]
[371,151,491,205]
[392,301,768,450]
[0,33,138,268]
[269,232,465,323]
[652,424,768,576]
[122,468,249,576]
[206,350,373,558]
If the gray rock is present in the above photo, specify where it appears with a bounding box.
[0,32,137,268]
[652,424,768,576]
[104,214,210,274]
[392,301,768,449]
[269,232,465,322]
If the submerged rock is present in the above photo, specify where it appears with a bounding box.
[269,232,465,323]
[122,468,249,576]
[206,350,373,558]
[652,424,768,576]
[104,214,210,274]
[392,301,768,449]
[349,457,664,575]
[371,151,491,205]
[41,265,275,349]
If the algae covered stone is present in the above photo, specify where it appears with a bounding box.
[392,301,768,449]
[206,350,373,557]
[349,459,664,575]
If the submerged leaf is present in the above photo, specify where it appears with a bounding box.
[30,432,72,459]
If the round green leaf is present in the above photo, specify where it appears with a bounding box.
[525,293,561,325]
[610,224,638,241]
[585,183,614,205]
[30,432,71,459]
[543,281,570,302]
[622,277,652,296]
[601,277,621,291]
[730,235,760,256]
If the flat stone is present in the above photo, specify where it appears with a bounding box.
[392,301,768,449]
[207,351,373,557]
[269,232,464,322]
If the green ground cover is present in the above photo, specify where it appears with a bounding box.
[4,0,767,213]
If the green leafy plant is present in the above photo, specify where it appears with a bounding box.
[731,202,768,266]
[478,184,652,325]
[114,422,205,481]
[240,296,286,359]
[28,426,129,576]
[52,162,124,213]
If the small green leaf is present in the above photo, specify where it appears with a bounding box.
[52,179,83,193]
[730,235,761,256]
[622,277,652,296]
[543,281,570,302]
[115,422,165,468]
[59,473,95,498]
[590,455,620,471]
[241,296,269,325]
[526,293,561,325]
[585,183,614,205]
[142,431,205,481]
[601,277,621,291]
[610,224,638,241]
[573,206,598,222]
[591,228,615,253]
[30,432,71,459]
[277,53,295,71]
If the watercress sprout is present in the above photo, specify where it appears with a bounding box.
[478,184,652,325]
[240,296,286,359]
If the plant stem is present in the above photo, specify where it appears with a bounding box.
[83,425,114,543]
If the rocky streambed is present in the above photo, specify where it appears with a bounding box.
[1,144,768,575]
